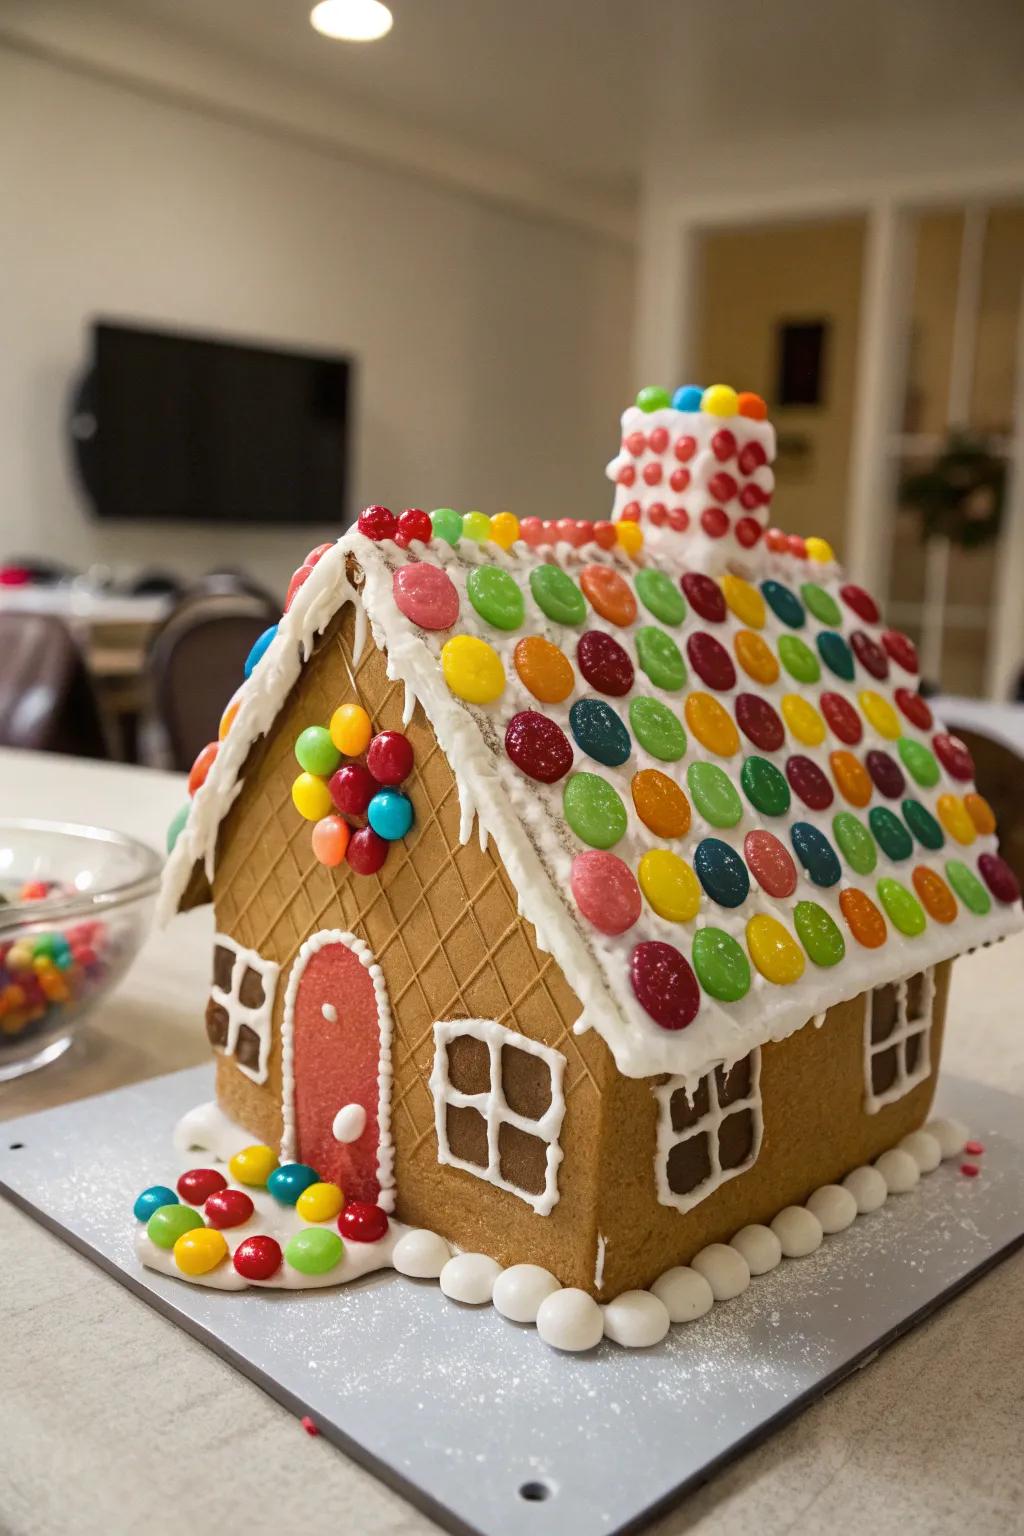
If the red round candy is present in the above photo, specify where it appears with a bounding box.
[739,485,764,510]
[505,711,574,784]
[346,827,389,875]
[674,435,696,462]
[642,462,663,486]
[577,631,634,697]
[357,505,397,542]
[617,465,636,487]
[619,502,641,522]
[786,755,834,811]
[329,763,376,816]
[669,467,690,492]
[850,630,889,680]
[205,1188,255,1229]
[648,503,668,526]
[882,629,918,674]
[708,471,738,504]
[285,564,313,612]
[367,731,414,786]
[866,749,905,799]
[176,1167,228,1205]
[735,693,784,752]
[932,732,974,781]
[700,507,730,538]
[625,431,646,456]
[738,441,767,475]
[786,534,807,559]
[593,522,618,550]
[820,692,863,745]
[649,426,669,454]
[571,851,642,936]
[734,516,763,548]
[395,508,432,547]
[977,852,1020,904]
[840,583,880,624]
[668,508,690,531]
[520,516,545,545]
[681,572,726,623]
[233,1235,283,1281]
[338,1201,390,1244]
[303,542,333,568]
[188,741,219,797]
[686,631,737,692]
[765,527,788,553]
[744,829,797,898]
[711,429,736,461]
[895,687,933,731]
[629,942,700,1032]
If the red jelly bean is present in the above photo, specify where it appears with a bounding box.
[205,1188,255,1229]
[681,572,726,623]
[329,763,376,816]
[643,462,663,486]
[617,464,636,487]
[735,516,763,548]
[765,527,787,553]
[701,507,730,538]
[840,584,880,624]
[866,749,905,799]
[395,507,432,547]
[821,692,863,745]
[708,471,738,504]
[687,631,737,692]
[619,502,641,522]
[284,564,313,612]
[176,1167,228,1205]
[669,467,690,492]
[367,731,414,786]
[735,693,784,752]
[505,711,574,784]
[674,435,696,462]
[738,441,767,475]
[625,431,646,456]
[357,505,397,541]
[787,534,807,559]
[669,508,690,531]
[711,429,737,461]
[577,631,634,696]
[895,687,933,731]
[648,503,668,525]
[933,732,974,781]
[233,1235,283,1281]
[786,755,834,811]
[964,1140,985,1156]
[744,829,797,898]
[960,1163,980,1179]
[571,851,642,936]
[188,742,219,797]
[649,426,669,454]
[593,522,618,550]
[346,827,389,875]
[882,629,918,674]
[629,941,700,1031]
[978,852,1021,903]
[850,630,889,680]
[338,1201,390,1244]
[739,484,765,510]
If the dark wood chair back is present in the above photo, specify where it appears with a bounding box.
[0,613,108,758]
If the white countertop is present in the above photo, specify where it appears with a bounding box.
[1,748,1022,1536]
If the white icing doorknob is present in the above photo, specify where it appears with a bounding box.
[332,1104,366,1143]
[321,1003,338,1022]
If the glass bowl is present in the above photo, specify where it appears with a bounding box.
[0,819,162,1081]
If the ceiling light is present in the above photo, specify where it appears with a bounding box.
[310,0,393,42]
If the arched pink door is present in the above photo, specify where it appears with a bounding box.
[288,933,390,1206]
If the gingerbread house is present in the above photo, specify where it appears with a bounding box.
[161,383,1022,1301]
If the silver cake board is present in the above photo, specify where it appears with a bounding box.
[3,1066,1023,1536]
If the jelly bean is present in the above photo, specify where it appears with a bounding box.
[692,927,750,1002]
[244,625,277,678]
[441,635,505,704]
[883,630,919,673]
[295,726,341,777]
[820,692,862,745]
[734,515,764,548]
[166,804,188,854]
[367,731,414,785]
[188,742,218,797]
[935,794,975,846]
[694,838,750,909]
[176,1168,227,1206]
[637,385,671,412]
[855,694,897,743]
[637,850,701,922]
[631,769,691,839]
[681,572,726,623]
[781,695,825,747]
[933,733,974,781]
[865,749,905,799]
[395,508,433,547]
[735,694,784,753]
[630,697,687,761]
[687,762,742,827]
[746,914,805,985]
[902,798,944,850]
[462,511,491,542]
[292,773,333,822]
[786,755,833,811]
[629,941,700,1030]
[760,580,804,628]
[830,750,872,808]
[817,631,855,682]
[805,537,835,563]
[505,711,574,783]
[204,1188,255,1229]
[338,1202,390,1243]
[392,564,460,630]
[519,516,545,546]
[740,755,790,817]
[219,688,243,740]
[912,867,958,923]
[285,1228,344,1275]
[877,877,926,936]
[174,1227,229,1276]
[840,583,879,624]
[786,534,807,558]
[977,852,1021,904]
[744,829,797,897]
[869,806,912,861]
[832,811,877,875]
[430,507,463,545]
[734,629,780,685]
[147,1204,204,1250]
[738,392,768,420]
[615,521,644,558]
[513,636,575,702]
[358,505,397,541]
[329,703,373,757]
[489,511,520,549]
[964,793,996,836]
[850,631,888,680]
[577,631,634,696]
[839,888,887,948]
[267,1163,321,1206]
[894,687,933,731]
[701,383,738,416]
[778,635,820,685]
[800,583,841,626]
[296,1182,346,1223]
[946,859,991,914]
[569,698,632,767]
[793,900,845,967]
[346,827,389,875]
[134,1186,178,1223]
[530,565,587,626]
[467,566,525,630]
[571,851,642,935]
[636,627,687,691]
[721,573,765,629]
[687,631,736,692]
[563,773,628,849]
[672,386,703,412]
[367,790,414,841]
[635,568,686,625]
[233,1235,283,1280]
[579,565,637,627]
[329,762,376,816]
[897,736,939,788]
[790,822,841,887]
[229,1144,280,1188]
[685,692,740,756]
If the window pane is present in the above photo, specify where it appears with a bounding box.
[446,1103,488,1167]
[498,1122,547,1195]
[719,1110,755,1171]
[715,1055,752,1107]
[446,1034,490,1096]
[501,1044,552,1120]
[667,1133,711,1195]
[670,1077,710,1132]
[871,984,899,1041]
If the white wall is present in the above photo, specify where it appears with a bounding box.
[0,45,633,595]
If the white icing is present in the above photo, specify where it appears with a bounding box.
[691,1242,750,1301]
[602,1290,670,1348]
[332,1104,367,1144]
[926,1116,969,1159]
[863,968,934,1114]
[648,1265,714,1322]
[439,1252,502,1305]
[899,1129,942,1173]
[209,934,279,1085]
[875,1147,920,1194]
[173,1100,259,1160]
[492,1264,560,1323]
[805,1184,858,1234]
[391,1228,451,1278]
[535,1287,604,1352]
[842,1164,889,1214]
[730,1223,782,1274]
[593,1231,607,1291]
[653,1052,762,1214]
[321,1003,338,1022]
[770,1205,824,1258]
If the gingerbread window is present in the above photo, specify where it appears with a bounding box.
[429,1020,566,1216]
[863,968,934,1112]
[653,1051,762,1214]
[206,934,280,1085]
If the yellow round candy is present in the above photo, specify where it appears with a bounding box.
[219,687,244,741]
[462,511,492,542]
[936,793,976,846]
[329,703,372,757]
[296,1181,345,1223]
[489,511,520,550]
[720,573,765,629]
[229,1144,280,1187]
[781,694,825,747]
[291,772,333,822]
[684,692,740,757]
[441,635,505,704]
[857,690,900,740]
[746,914,806,985]
[7,943,33,971]
[804,536,835,563]
[615,521,643,558]
[637,850,701,923]
[701,384,739,417]
[173,1226,229,1276]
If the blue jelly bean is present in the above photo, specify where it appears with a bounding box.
[569,698,632,768]
[672,385,703,411]
[367,790,414,841]
[693,837,750,909]
[760,580,805,629]
[816,631,855,682]
[244,625,278,679]
[267,1163,320,1205]
[790,822,842,887]
[133,1185,179,1223]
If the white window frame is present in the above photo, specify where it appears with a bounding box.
[429,1019,566,1216]
[863,967,935,1113]
[209,933,279,1085]
[654,1050,763,1215]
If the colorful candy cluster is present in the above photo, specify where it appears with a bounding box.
[634,384,769,419]
[357,504,644,560]
[0,882,109,1043]
[291,705,415,876]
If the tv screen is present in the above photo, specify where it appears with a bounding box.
[82,322,353,524]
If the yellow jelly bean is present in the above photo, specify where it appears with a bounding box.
[489,511,520,550]
[804,536,835,563]
[721,573,766,629]
[684,692,740,757]
[615,521,643,558]
[7,944,33,971]
[746,913,806,985]
[296,1181,346,1223]
[701,383,739,417]
[734,628,780,685]
[936,793,976,846]
[229,1144,280,1188]
[858,690,900,740]
[637,850,701,923]
[291,772,333,822]
[173,1226,229,1276]
[329,703,372,757]
[462,511,492,542]
[781,694,825,747]
[441,635,505,704]
[219,688,243,741]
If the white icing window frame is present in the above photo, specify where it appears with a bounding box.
[863,967,934,1114]
[210,934,279,1085]
[429,1019,566,1217]
[654,1051,763,1215]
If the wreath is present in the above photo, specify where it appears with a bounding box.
[898,433,1006,549]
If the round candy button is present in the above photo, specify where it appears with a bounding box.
[338,1202,390,1244]
[876,877,926,936]
[933,733,975,781]
[760,580,805,628]
[778,635,820,685]
[977,852,1021,904]
[636,627,687,691]
[840,584,879,624]
[830,751,872,808]
[883,630,919,673]
[866,749,905,799]
[793,901,845,967]
[936,794,976,846]
[721,573,765,629]
[821,692,862,745]
[800,583,841,627]
[505,711,573,783]
[637,850,701,923]
[569,698,632,767]
[897,736,940,788]
[295,726,341,778]
[692,928,751,1002]
[312,815,350,868]
[685,693,740,757]
[635,567,686,625]
[902,798,945,850]
[392,564,460,630]
[858,691,901,741]
[693,838,750,909]
[571,851,642,935]
[229,1145,279,1187]
[284,1228,344,1276]
[367,730,414,785]
[577,631,634,696]
[687,632,736,692]
[895,687,933,731]
[744,829,797,897]
[868,806,913,861]
[734,629,780,686]
[786,755,834,811]
[563,773,628,849]
[832,811,877,875]
[817,632,855,682]
[579,565,637,627]
[850,631,889,680]
[329,762,376,817]
[462,511,491,542]
[347,828,388,876]
[177,1167,228,1206]
[740,756,790,817]
[912,867,958,924]
[964,793,996,836]
[441,635,505,704]
[629,942,700,1031]
[629,697,687,761]
[839,887,888,948]
[791,823,841,887]
[681,573,726,623]
[233,1235,283,1281]
[244,625,277,679]
[687,761,743,827]
[946,859,991,914]
[296,1181,345,1223]
[204,1188,255,1229]
[631,769,691,838]
[781,695,825,747]
[466,566,525,630]
[267,1163,320,1205]
[530,565,587,626]
[174,1227,229,1277]
[133,1186,178,1223]
[746,914,805,985]
[329,703,373,757]
[292,773,333,823]
[430,507,463,545]
[147,1204,204,1250]
[735,694,784,753]
[367,790,414,842]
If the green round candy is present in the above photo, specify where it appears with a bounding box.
[635,628,687,692]
[466,567,524,631]
[563,772,628,849]
[147,1204,205,1250]
[832,811,876,875]
[740,756,790,817]
[167,803,189,854]
[793,900,846,967]
[800,582,842,627]
[897,736,940,788]
[284,1228,344,1276]
[636,385,671,413]
[946,859,991,915]
[902,798,944,851]
[877,877,926,936]
[461,511,491,542]
[629,697,686,761]
[687,761,743,828]
[295,725,341,777]
[692,927,751,1002]
[33,933,58,959]
[868,806,912,862]
[777,634,820,684]
[530,565,587,626]
[635,568,686,626]
[430,507,463,545]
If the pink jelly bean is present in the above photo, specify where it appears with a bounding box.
[571,851,642,936]
[392,564,459,631]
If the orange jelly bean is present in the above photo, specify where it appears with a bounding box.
[839,887,888,948]
[684,692,740,757]
[734,628,779,685]
[513,636,575,703]
[964,792,996,835]
[936,793,976,845]
[830,750,872,808]
[912,866,958,923]
[579,565,637,627]
[631,769,691,839]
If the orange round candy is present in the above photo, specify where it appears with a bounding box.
[737,392,767,420]
[964,792,996,836]
[311,815,350,867]
[631,769,691,839]
[513,636,575,703]
[684,692,740,757]
[830,750,872,808]
[578,565,637,627]
[912,866,957,923]
[839,888,888,949]
[219,689,243,741]
[188,742,219,797]
[734,629,779,685]
[936,793,976,845]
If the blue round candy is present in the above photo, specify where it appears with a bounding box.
[672,385,703,412]
[760,580,805,629]
[367,790,414,842]
[133,1185,179,1222]
[267,1163,320,1205]
[817,631,855,682]
[693,837,750,909]
[568,698,632,768]
[244,625,278,679]
[790,822,842,887]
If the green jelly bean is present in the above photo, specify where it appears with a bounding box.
[692,927,751,1002]
[530,565,587,626]
[637,385,671,412]
[284,1228,345,1276]
[740,756,790,817]
[898,736,940,788]
[868,806,913,862]
[777,634,820,684]
[466,567,524,631]
[877,877,926,936]
[167,803,189,854]
[147,1204,204,1250]
[800,582,842,627]
[832,811,877,875]
[946,859,991,915]
[294,725,341,777]
[563,772,628,849]
[635,568,686,626]
[635,627,687,691]
[687,761,743,828]
[902,798,945,851]
[793,900,846,967]
[629,697,687,762]
[430,507,463,545]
